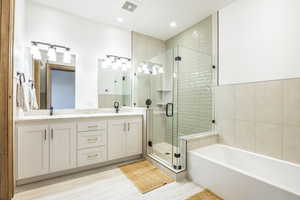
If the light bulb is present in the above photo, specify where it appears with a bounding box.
[137,66,142,73]
[63,49,71,63]
[116,59,122,68]
[121,65,127,72]
[107,56,114,64]
[144,68,150,74]
[142,63,148,71]
[30,44,41,60]
[152,67,158,75]
[112,62,118,70]
[47,46,56,62]
[101,59,109,69]
[158,67,164,74]
[126,60,131,69]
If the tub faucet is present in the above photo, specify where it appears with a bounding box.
[114,101,120,113]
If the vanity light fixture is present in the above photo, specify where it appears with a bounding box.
[137,62,164,75]
[100,55,131,72]
[47,46,57,62]
[30,41,72,63]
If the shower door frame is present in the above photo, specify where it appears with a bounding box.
[146,46,186,173]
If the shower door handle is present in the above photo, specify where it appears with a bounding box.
[166,103,174,117]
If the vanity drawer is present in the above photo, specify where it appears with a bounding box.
[77,147,107,167]
[78,130,106,149]
[77,121,106,132]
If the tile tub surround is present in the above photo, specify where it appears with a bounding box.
[181,132,218,151]
[215,78,300,164]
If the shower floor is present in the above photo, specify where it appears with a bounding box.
[153,142,178,164]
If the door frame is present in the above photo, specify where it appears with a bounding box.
[0,0,15,199]
[46,63,75,108]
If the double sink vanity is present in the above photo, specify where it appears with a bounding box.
[15,109,145,185]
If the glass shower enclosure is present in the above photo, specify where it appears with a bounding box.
[135,45,214,171]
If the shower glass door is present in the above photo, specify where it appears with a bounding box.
[146,45,213,171]
[147,48,177,168]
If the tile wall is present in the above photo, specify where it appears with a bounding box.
[216,78,300,164]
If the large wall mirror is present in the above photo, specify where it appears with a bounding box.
[97,56,132,108]
[30,46,76,110]
[28,43,133,110]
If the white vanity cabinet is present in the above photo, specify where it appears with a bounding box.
[107,119,126,160]
[77,120,107,167]
[49,123,76,172]
[125,118,143,157]
[17,122,76,179]
[17,124,49,179]
[108,118,142,161]
[16,114,143,182]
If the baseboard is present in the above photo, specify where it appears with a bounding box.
[16,154,143,186]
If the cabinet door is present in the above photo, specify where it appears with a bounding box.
[49,122,76,172]
[126,118,142,156]
[107,120,126,160]
[17,124,49,179]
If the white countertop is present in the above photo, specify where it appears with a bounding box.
[15,112,143,122]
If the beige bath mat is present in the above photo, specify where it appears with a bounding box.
[186,189,223,200]
[119,160,174,194]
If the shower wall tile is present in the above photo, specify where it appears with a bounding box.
[236,84,255,121]
[235,120,256,152]
[255,123,283,159]
[283,125,300,164]
[255,81,283,124]
[283,79,300,126]
[166,16,212,55]
[215,77,300,165]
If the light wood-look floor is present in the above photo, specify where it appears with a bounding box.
[14,165,203,200]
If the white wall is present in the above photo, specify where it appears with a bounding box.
[219,0,300,85]
[26,2,131,108]
[14,0,27,74]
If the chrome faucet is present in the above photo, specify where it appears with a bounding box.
[50,106,54,116]
[114,101,120,113]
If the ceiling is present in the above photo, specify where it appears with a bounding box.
[30,0,234,41]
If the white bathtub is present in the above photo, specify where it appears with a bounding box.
[188,144,300,200]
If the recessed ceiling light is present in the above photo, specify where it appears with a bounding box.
[170,21,177,28]
[117,17,124,23]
